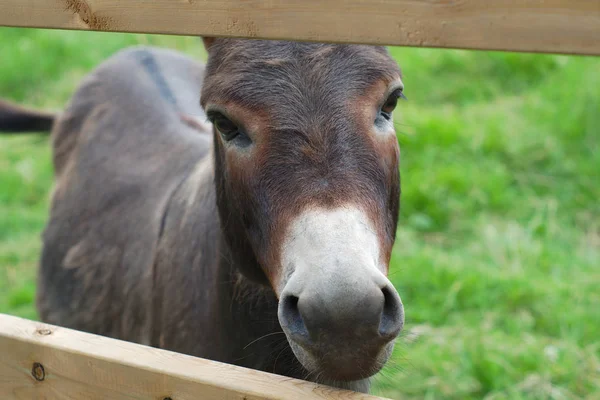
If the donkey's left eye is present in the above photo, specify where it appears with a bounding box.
[210,113,240,141]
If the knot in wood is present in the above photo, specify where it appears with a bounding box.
[31,362,45,381]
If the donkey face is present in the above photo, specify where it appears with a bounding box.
[201,38,404,382]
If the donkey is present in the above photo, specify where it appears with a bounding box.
[0,37,406,393]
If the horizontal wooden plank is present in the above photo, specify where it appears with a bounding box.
[0,0,598,55]
[0,313,387,400]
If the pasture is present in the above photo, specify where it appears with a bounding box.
[0,27,598,399]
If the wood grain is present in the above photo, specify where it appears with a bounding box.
[0,313,388,400]
[0,0,598,55]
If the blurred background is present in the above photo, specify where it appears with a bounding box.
[0,27,598,399]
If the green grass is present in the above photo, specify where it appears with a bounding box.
[0,27,598,400]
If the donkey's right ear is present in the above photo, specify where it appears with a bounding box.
[201,37,216,51]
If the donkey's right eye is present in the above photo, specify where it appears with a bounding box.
[211,113,240,141]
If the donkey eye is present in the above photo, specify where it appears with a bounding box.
[379,88,406,121]
[382,96,398,115]
[210,113,240,141]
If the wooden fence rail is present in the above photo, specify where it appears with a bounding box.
[0,313,387,400]
[0,0,599,55]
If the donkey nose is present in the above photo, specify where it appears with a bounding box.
[279,280,403,344]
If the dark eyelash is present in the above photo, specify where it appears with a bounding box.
[390,88,403,98]
[395,88,407,100]
[388,88,407,102]
[205,110,220,122]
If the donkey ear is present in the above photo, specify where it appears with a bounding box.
[201,37,216,51]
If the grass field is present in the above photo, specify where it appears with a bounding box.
[0,27,598,399]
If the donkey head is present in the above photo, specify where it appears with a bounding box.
[201,38,405,384]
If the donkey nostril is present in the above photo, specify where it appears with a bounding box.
[379,285,403,338]
[281,295,308,338]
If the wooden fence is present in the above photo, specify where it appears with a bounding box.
[0,313,384,399]
[0,1,598,399]
[0,0,598,55]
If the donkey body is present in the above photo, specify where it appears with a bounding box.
[1,39,406,393]
[37,46,286,372]
[37,46,217,348]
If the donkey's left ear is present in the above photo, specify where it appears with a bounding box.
[201,37,216,51]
